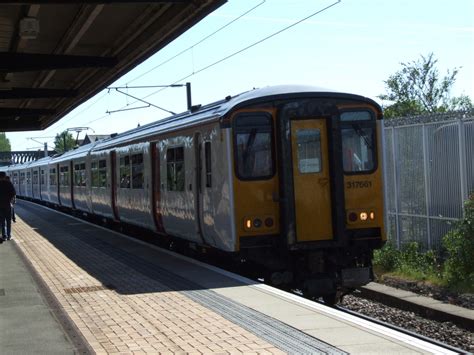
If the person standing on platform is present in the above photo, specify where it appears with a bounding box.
[5,176,16,223]
[0,171,16,241]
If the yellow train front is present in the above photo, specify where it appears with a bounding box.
[227,86,386,303]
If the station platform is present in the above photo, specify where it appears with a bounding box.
[0,201,459,354]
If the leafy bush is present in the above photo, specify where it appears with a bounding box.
[442,195,474,288]
[373,242,441,281]
[373,242,400,271]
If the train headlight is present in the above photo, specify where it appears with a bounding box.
[360,212,368,221]
[369,211,375,220]
[348,212,358,222]
[245,219,252,229]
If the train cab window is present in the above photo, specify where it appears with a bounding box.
[204,142,212,188]
[131,154,144,189]
[49,168,57,186]
[119,156,131,188]
[167,147,184,191]
[296,129,322,173]
[341,111,376,173]
[234,113,274,180]
[98,160,107,188]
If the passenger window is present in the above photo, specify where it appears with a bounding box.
[167,147,185,191]
[91,161,99,187]
[234,113,274,180]
[296,129,322,174]
[204,142,212,188]
[119,156,130,188]
[98,160,107,188]
[49,169,56,186]
[60,166,69,186]
[131,154,144,189]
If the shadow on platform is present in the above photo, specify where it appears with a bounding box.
[15,201,254,296]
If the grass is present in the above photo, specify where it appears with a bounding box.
[372,242,474,294]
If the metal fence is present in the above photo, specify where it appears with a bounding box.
[383,111,474,251]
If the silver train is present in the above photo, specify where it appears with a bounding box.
[4,85,387,303]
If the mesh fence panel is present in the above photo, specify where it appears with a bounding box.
[384,113,472,252]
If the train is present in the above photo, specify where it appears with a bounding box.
[3,85,386,303]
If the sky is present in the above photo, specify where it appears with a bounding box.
[7,0,474,151]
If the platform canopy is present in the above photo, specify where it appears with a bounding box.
[0,0,226,131]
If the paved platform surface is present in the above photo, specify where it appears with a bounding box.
[0,200,460,354]
[0,238,80,354]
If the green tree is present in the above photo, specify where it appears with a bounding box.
[0,132,11,151]
[54,131,76,153]
[379,53,473,118]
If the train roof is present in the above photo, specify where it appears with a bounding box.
[48,142,98,164]
[93,85,381,150]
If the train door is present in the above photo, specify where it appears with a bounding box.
[110,150,120,221]
[70,161,75,209]
[290,118,333,241]
[151,142,164,233]
[193,132,204,242]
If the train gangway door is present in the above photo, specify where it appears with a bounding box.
[290,118,333,241]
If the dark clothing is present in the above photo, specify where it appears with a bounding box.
[0,179,16,208]
[1,207,12,238]
[0,179,16,239]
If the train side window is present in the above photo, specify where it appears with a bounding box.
[131,154,144,189]
[296,129,322,174]
[119,155,131,188]
[49,168,56,186]
[26,171,31,184]
[74,164,81,186]
[204,142,212,188]
[167,147,185,191]
[98,160,107,187]
[60,166,69,186]
[40,169,45,185]
[91,161,99,187]
[234,113,274,180]
[33,170,39,184]
[80,163,87,187]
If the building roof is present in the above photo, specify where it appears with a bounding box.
[0,0,226,132]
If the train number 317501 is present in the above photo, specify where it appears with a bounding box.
[346,181,372,189]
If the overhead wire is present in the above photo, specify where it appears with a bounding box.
[126,0,266,85]
[115,0,342,107]
[89,0,342,125]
